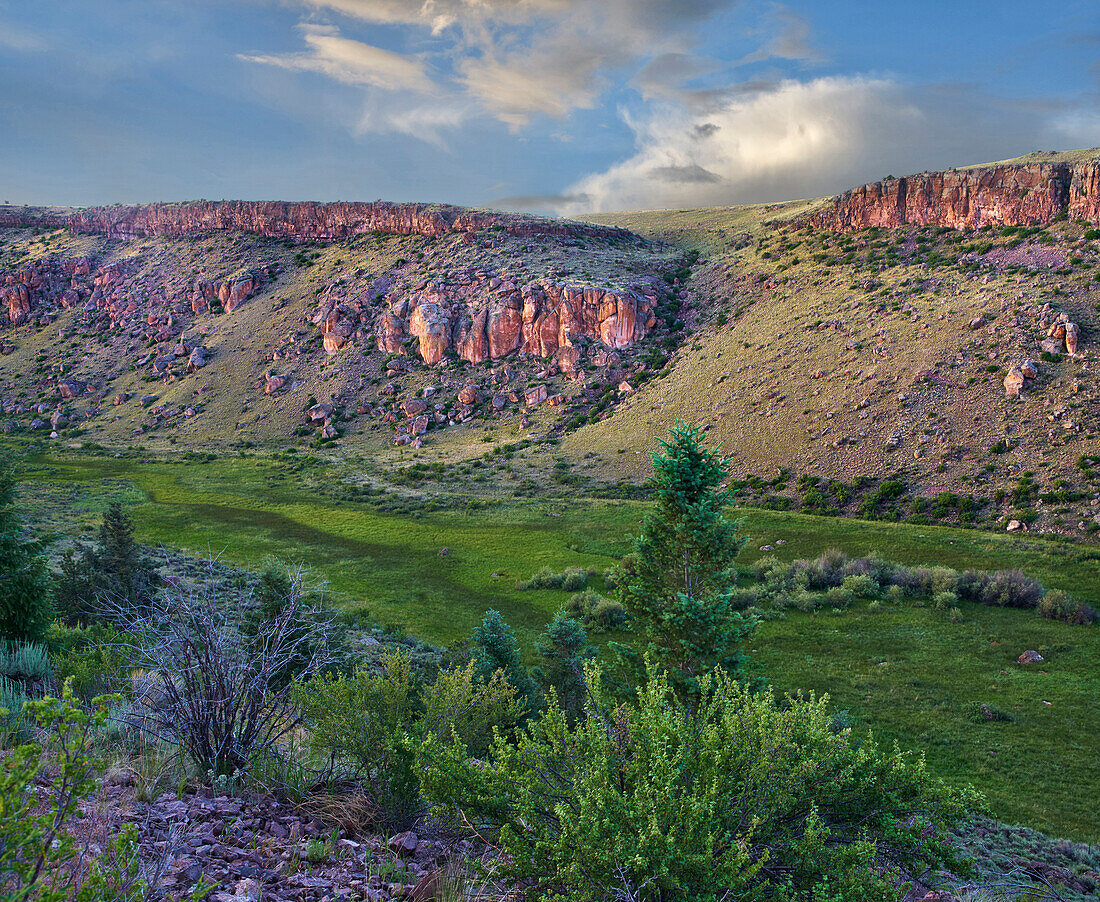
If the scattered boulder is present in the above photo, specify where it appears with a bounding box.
[1003,367,1025,399]
[402,398,428,417]
[263,372,285,394]
[1017,650,1044,664]
[524,384,547,406]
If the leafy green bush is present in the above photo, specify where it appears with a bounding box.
[423,663,978,902]
[840,574,878,598]
[48,624,132,702]
[0,681,148,900]
[294,651,522,828]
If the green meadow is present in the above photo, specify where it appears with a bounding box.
[14,448,1100,840]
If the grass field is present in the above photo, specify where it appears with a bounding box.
[13,448,1100,841]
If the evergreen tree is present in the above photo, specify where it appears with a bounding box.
[613,421,756,699]
[54,502,156,625]
[472,609,536,709]
[0,464,52,641]
[532,607,596,723]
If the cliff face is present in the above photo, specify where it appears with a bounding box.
[0,200,629,243]
[810,160,1100,230]
[314,273,659,368]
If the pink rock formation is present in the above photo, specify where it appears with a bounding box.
[311,271,661,366]
[810,159,1100,231]
[0,200,630,243]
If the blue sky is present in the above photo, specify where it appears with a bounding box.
[1,0,1097,212]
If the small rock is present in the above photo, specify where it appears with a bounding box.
[1017,650,1044,664]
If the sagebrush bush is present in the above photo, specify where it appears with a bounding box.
[517,566,588,592]
[958,569,1043,609]
[0,640,52,685]
[1037,590,1096,625]
[565,589,627,631]
[423,663,979,902]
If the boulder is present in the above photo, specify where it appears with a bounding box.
[457,384,478,406]
[1017,650,1044,664]
[263,373,285,394]
[401,399,428,417]
[412,415,429,435]
[1065,322,1080,356]
[524,384,547,406]
[491,392,507,410]
[1003,367,1024,398]
[1020,358,1039,379]
[307,403,333,423]
[388,832,418,857]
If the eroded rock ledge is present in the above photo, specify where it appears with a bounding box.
[810,159,1100,230]
[0,200,631,243]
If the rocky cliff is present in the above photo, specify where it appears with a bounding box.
[0,200,631,243]
[810,159,1100,230]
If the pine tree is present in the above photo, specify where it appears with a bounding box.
[613,421,756,699]
[532,607,596,723]
[472,609,536,710]
[54,502,156,625]
[0,464,52,641]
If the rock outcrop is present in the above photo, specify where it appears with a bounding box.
[810,158,1100,231]
[311,271,661,365]
[0,200,631,243]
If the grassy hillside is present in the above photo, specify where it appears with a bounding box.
[577,205,1099,537]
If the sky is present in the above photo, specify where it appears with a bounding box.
[1,0,1098,214]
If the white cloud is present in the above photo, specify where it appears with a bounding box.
[560,76,1100,214]
[240,24,432,92]
[563,76,923,213]
[256,0,746,129]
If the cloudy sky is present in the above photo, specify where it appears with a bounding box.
[1,0,1098,213]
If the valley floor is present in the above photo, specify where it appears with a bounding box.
[13,445,1100,840]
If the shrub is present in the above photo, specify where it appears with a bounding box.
[824,585,854,608]
[840,574,878,598]
[294,652,522,828]
[958,569,1043,609]
[933,591,960,609]
[1037,590,1096,625]
[0,463,53,642]
[104,563,339,774]
[0,682,150,900]
[565,589,627,631]
[49,625,132,702]
[0,675,31,744]
[0,640,52,685]
[422,663,978,902]
[517,566,588,592]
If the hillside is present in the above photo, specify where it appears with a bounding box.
[0,203,680,457]
[580,173,1099,536]
[2,154,1099,537]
